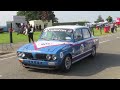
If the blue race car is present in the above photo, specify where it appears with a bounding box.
[17,25,99,72]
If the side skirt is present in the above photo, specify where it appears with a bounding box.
[72,53,91,64]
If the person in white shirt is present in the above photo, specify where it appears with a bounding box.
[110,23,115,33]
[25,24,34,43]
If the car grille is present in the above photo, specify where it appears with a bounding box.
[23,53,34,59]
[35,54,46,60]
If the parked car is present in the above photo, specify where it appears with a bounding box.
[17,25,99,72]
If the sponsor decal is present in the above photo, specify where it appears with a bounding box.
[34,41,71,50]
[60,52,64,58]
[45,28,73,33]
[80,44,84,53]
[25,50,42,53]
[72,48,75,53]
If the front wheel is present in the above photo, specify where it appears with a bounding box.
[60,55,72,72]
[90,46,96,57]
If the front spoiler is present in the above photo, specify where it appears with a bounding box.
[22,64,59,70]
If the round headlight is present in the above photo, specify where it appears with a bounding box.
[60,52,63,58]
[46,55,51,60]
[21,53,25,57]
[52,55,57,60]
[18,52,22,57]
[17,52,20,56]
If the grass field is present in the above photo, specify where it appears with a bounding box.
[0,28,119,44]
[0,32,41,44]
[92,28,112,36]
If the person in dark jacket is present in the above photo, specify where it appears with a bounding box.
[111,23,115,33]
[27,24,34,43]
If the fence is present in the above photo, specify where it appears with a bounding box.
[53,21,89,26]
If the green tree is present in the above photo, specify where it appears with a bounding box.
[96,15,104,22]
[106,16,113,22]
[17,11,58,23]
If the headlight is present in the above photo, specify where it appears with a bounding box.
[21,53,25,57]
[52,55,57,60]
[46,54,51,60]
[17,52,25,57]
[17,52,22,57]
[17,52,21,56]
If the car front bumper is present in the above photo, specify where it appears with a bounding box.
[18,58,61,69]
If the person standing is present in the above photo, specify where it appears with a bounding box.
[111,23,115,33]
[27,24,34,43]
[114,24,117,32]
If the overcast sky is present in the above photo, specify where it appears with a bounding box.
[0,11,120,26]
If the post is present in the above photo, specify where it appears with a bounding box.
[10,23,13,43]
[91,27,94,36]
[93,29,94,36]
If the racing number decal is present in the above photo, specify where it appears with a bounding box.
[86,40,93,50]
[80,44,85,53]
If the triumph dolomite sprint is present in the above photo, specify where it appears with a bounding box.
[17,25,99,72]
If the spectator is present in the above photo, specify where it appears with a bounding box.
[21,23,25,34]
[99,25,102,30]
[27,24,34,43]
[110,23,115,33]
[23,25,28,35]
[114,24,117,32]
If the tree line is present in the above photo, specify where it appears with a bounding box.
[17,11,114,24]
[17,11,58,23]
[95,15,113,23]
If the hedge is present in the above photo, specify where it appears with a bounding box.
[53,21,89,26]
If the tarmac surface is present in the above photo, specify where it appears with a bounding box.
[0,30,120,79]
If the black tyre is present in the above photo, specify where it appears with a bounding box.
[90,46,96,57]
[60,55,72,72]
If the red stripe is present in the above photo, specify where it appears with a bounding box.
[33,42,38,50]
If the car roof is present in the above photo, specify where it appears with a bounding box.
[45,25,88,30]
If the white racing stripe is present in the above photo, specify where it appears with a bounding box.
[0,56,16,61]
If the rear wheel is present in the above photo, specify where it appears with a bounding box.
[60,55,72,72]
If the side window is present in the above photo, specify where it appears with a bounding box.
[82,28,91,39]
[74,28,83,41]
